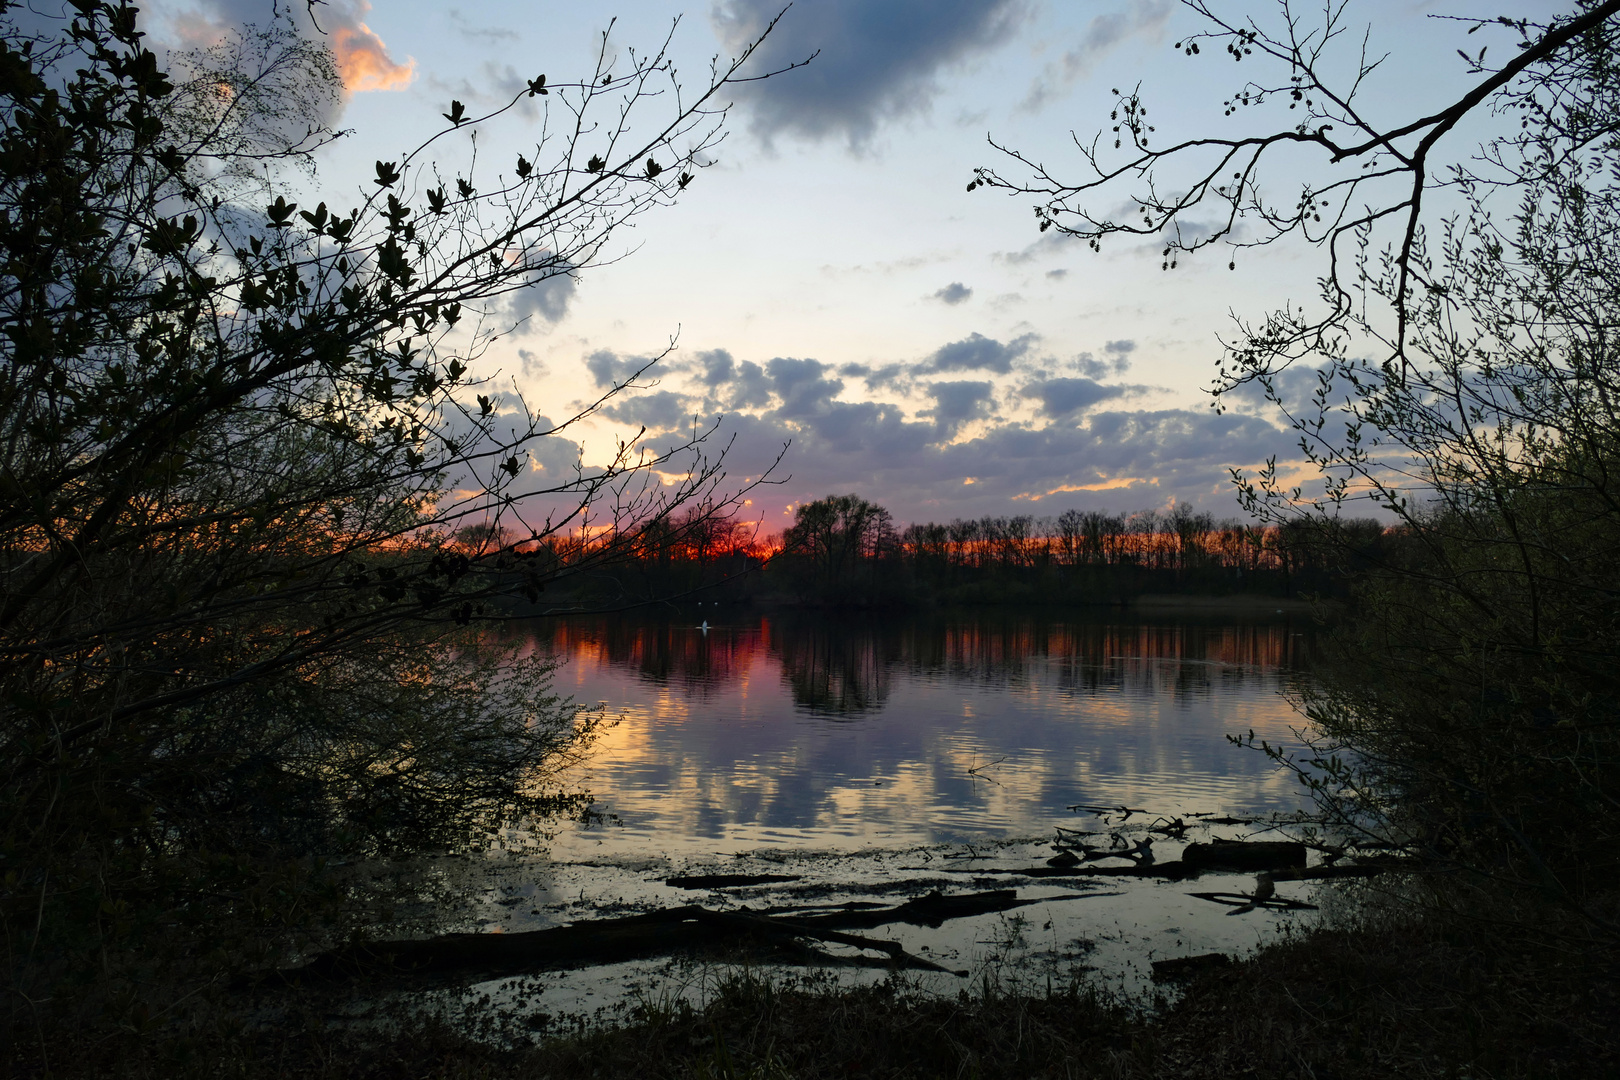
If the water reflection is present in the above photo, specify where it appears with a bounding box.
[523,608,1315,857]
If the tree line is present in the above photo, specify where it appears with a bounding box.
[592,493,1381,606]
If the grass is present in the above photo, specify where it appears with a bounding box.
[13,901,1617,1080]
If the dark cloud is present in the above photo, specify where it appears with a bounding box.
[926,380,996,435]
[676,402,1298,526]
[1104,339,1136,356]
[765,357,845,418]
[713,0,1026,146]
[1045,268,1069,280]
[725,360,776,410]
[838,362,909,392]
[926,332,1036,374]
[584,350,656,389]
[607,345,1303,523]
[1026,377,1124,417]
[697,348,736,387]
[1074,350,1132,379]
[507,269,577,330]
[602,390,701,432]
[933,282,973,305]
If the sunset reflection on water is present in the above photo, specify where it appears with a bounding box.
[519,609,1316,858]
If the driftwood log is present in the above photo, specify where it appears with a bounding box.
[1150,952,1233,981]
[1181,840,1306,871]
[920,846,1407,882]
[284,888,1110,985]
[665,873,802,889]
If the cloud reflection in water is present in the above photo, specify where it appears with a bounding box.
[520,610,1315,857]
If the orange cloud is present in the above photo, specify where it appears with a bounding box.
[332,20,414,92]
[1012,477,1158,501]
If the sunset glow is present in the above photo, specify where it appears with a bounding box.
[332,20,413,93]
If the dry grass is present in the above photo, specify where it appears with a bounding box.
[12,913,1617,1079]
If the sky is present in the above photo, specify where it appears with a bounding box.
[134,0,1566,532]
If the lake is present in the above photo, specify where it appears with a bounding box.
[436,605,1323,1016]
[534,606,1316,857]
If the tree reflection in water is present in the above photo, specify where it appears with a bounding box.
[531,610,1310,717]
[520,608,1317,852]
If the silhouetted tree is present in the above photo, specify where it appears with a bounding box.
[0,0,792,1020]
[978,0,1620,936]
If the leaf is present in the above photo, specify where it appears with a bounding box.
[443,99,467,125]
[456,177,475,199]
[266,195,298,228]
[678,171,693,190]
[586,154,605,173]
[645,157,662,179]
[515,154,532,179]
[527,74,548,96]
[374,160,401,187]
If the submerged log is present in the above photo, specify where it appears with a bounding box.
[923,853,1398,882]
[665,873,802,889]
[1187,890,1319,912]
[922,861,1199,879]
[1180,840,1307,871]
[284,888,1086,985]
[1151,952,1233,981]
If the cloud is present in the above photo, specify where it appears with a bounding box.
[602,390,701,432]
[1024,376,1124,417]
[997,230,1081,265]
[731,361,778,410]
[1022,1,1173,112]
[606,340,1302,523]
[713,0,1026,146]
[146,0,413,108]
[448,9,519,45]
[697,348,736,387]
[674,400,1298,526]
[516,349,548,379]
[838,362,909,392]
[323,2,415,92]
[926,380,996,435]
[765,357,845,418]
[926,332,1036,374]
[507,269,578,330]
[584,350,657,389]
[933,282,973,305]
[1074,348,1133,379]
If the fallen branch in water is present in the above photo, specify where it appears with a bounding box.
[914,856,1409,882]
[1189,891,1319,913]
[279,888,1109,986]
[665,873,802,889]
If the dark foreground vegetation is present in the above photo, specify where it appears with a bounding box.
[7,0,1620,1076]
[16,904,1619,1079]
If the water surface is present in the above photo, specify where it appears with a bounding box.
[438,607,1323,1017]
[528,607,1316,859]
